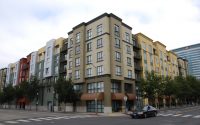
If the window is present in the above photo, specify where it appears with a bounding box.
[45,68,49,75]
[69,61,72,69]
[73,84,83,92]
[75,45,80,54]
[87,100,104,113]
[75,57,80,67]
[47,47,51,57]
[76,32,80,43]
[55,46,59,54]
[97,38,103,48]
[115,51,121,62]
[75,70,80,79]
[64,64,67,71]
[111,82,120,93]
[97,51,103,62]
[97,65,103,75]
[87,82,104,93]
[64,54,67,60]
[87,29,92,40]
[115,66,121,76]
[38,72,41,78]
[87,55,92,64]
[127,57,132,66]
[69,38,73,47]
[87,42,92,52]
[39,63,41,70]
[69,50,73,58]
[143,50,147,61]
[125,83,132,93]
[128,70,132,78]
[69,73,72,79]
[97,24,103,35]
[150,54,153,65]
[126,45,131,54]
[114,24,120,37]
[55,66,58,75]
[86,68,92,77]
[55,56,59,64]
[125,32,130,42]
[149,45,152,54]
[115,38,120,48]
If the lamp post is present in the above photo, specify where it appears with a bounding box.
[124,96,127,114]
[52,90,55,112]
[95,97,97,115]
[36,91,39,111]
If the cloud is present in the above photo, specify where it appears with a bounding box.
[0,0,200,68]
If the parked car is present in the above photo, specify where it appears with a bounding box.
[130,105,158,119]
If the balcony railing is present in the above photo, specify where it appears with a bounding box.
[134,54,142,60]
[135,66,143,71]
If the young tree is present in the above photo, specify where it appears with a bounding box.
[54,78,80,112]
[141,71,162,106]
[3,84,15,108]
[27,77,39,110]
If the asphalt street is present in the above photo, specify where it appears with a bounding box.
[0,106,200,125]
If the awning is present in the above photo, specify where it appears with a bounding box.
[111,93,125,100]
[81,92,104,101]
[127,93,136,100]
[112,93,136,100]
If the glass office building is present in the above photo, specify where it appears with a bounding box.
[172,43,200,79]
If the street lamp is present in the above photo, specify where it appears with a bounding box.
[124,96,127,114]
[95,97,97,115]
[52,90,55,112]
[36,91,39,111]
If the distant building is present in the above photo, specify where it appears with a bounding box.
[0,68,7,91]
[172,43,200,79]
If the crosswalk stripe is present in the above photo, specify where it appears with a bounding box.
[4,121,19,124]
[182,115,192,117]
[193,115,200,118]
[160,114,173,116]
[37,118,52,120]
[29,118,42,121]
[17,119,30,122]
[172,114,182,116]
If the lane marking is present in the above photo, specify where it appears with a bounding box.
[182,115,192,117]
[4,121,19,124]
[161,114,173,116]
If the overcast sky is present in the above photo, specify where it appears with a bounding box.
[0,0,200,68]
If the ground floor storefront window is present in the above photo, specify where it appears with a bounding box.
[86,100,104,113]
[112,100,122,112]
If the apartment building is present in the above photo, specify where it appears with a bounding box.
[0,68,7,91]
[172,43,200,79]
[5,62,20,86]
[59,39,68,79]
[67,13,136,113]
[134,33,180,79]
[35,38,65,110]
[177,57,188,77]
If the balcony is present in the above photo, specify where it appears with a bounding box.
[134,54,142,60]
[60,44,68,52]
[135,66,143,71]
[59,69,67,74]
[133,42,141,50]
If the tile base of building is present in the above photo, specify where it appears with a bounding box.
[104,107,112,113]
